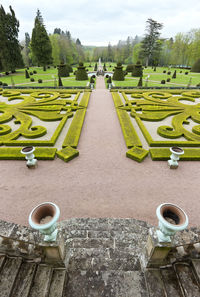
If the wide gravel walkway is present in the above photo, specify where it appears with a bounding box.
[0,77,200,227]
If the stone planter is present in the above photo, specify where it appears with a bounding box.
[21,146,37,168]
[29,202,60,242]
[168,146,184,169]
[156,203,188,242]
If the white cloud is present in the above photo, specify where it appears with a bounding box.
[1,0,200,45]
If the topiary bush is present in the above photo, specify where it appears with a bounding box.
[132,61,143,77]
[112,62,124,81]
[57,63,70,77]
[30,78,35,82]
[107,76,112,84]
[167,71,171,75]
[191,59,200,73]
[30,72,33,75]
[126,64,134,73]
[163,70,166,73]
[154,67,156,72]
[180,71,182,73]
[0,81,2,86]
[94,63,97,71]
[5,72,9,75]
[33,70,37,74]
[3,83,8,86]
[106,74,109,78]
[161,80,166,84]
[185,72,188,75]
[76,62,88,81]
[58,76,63,86]
[166,78,171,82]
[25,70,30,79]
[172,70,176,79]
[90,77,95,83]
[38,79,43,83]
[137,77,143,87]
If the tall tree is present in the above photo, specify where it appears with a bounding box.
[0,5,23,72]
[31,9,52,70]
[140,18,163,66]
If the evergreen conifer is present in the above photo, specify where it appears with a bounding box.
[112,62,124,81]
[31,10,53,70]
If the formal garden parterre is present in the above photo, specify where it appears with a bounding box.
[0,88,91,162]
[112,89,200,162]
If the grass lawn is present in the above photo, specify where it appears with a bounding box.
[113,66,200,88]
[0,66,90,87]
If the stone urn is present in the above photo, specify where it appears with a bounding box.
[29,202,60,242]
[21,146,37,168]
[168,146,184,169]
[156,203,188,242]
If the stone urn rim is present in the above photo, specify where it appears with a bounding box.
[29,202,60,230]
[156,203,188,231]
[170,146,184,155]
[21,146,35,154]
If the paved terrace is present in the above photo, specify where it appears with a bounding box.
[0,77,200,227]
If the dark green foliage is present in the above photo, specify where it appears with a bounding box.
[124,71,128,76]
[0,5,24,72]
[38,79,42,83]
[161,80,165,84]
[172,70,176,78]
[106,74,109,78]
[140,18,163,66]
[167,71,171,75]
[25,70,30,79]
[167,78,171,82]
[58,76,63,86]
[33,70,37,74]
[163,70,166,73]
[185,72,188,75]
[107,76,112,84]
[92,75,95,79]
[180,70,182,73]
[132,61,143,77]
[57,63,69,77]
[113,62,124,81]
[90,77,94,83]
[137,77,143,87]
[103,63,107,71]
[75,62,88,81]
[30,72,33,75]
[126,64,134,72]
[94,63,97,71]
[154,67,156,71]
[191,59,200,73]
[5,72,9,75]
[30,78,35,82]
[196,83,200,87]
[3,83,8,86]
[31,9,53,69]
[0,81,2,85]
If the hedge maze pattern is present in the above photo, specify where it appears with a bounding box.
[112,90,200,162]
[0,88,91,162]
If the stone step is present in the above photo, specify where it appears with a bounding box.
[49,268,67,297]
[28,264,52,297]
[160,267,183,296]
[10,262,36,297]
[68,247,141,272]
[62,269,148,297]
[0,256,22,297]
[174,262,200,297]
[145,269,166,297]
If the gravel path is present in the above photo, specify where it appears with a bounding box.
[0,77,200,227]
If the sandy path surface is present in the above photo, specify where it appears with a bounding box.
[1,76,200,227]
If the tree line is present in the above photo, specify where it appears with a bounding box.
[0,5,200,73]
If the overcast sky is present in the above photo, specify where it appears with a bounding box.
[1,0,200,46]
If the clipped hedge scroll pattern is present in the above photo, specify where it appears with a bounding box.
[0,89,90,161]
[112,89,200,162]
